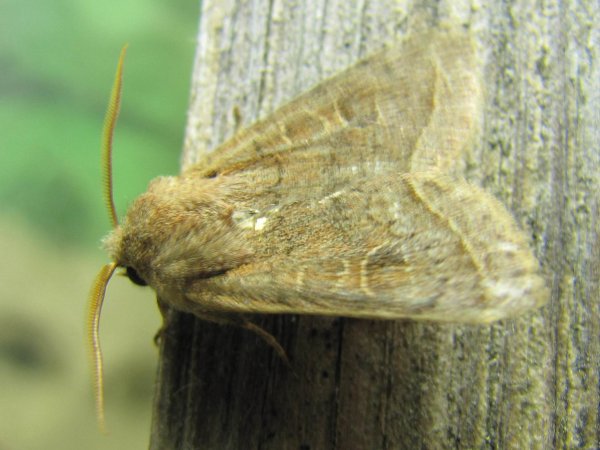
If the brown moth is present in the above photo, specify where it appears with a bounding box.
[87,29,548,429]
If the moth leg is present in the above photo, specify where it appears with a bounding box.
[197,310,291,364]
[162,299,289,362]
[153,297,172,346]
[242,320,290,365]
[191,309,290,364]
[231,105,243,133]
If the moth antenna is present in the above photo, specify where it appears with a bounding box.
[87,262,117,433]
[101,45,128,229]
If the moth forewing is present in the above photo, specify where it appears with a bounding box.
[179,172,547,323]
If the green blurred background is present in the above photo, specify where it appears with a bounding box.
[0,0,199,448]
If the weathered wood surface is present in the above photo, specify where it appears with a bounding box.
[150,1,599,448]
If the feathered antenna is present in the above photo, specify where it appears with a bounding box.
[87,262,117,432]
[101,45,127,228]
[87,45,127,432]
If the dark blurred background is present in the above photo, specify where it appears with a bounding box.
[0,0,198,448]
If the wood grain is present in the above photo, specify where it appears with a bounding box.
[150,1,599,448]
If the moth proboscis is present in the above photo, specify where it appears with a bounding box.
[87,29,548,430]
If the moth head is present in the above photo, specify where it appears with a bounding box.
[101,171,253,289]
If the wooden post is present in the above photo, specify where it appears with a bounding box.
[150,1,599,448]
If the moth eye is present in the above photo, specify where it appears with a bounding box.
[126,266,147,286]
[206,170,218,178]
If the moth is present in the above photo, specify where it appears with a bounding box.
[87,28,548,429]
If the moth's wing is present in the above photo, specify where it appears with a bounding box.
[185,172,548,324]
[192,27,482,180]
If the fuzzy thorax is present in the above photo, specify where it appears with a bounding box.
[102,174,254,291]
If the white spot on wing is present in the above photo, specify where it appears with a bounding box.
[232,209,259,230]
[496,242,519,253]
[484,280,527,301]
[255,217,268,231]
[319,190,345,204]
